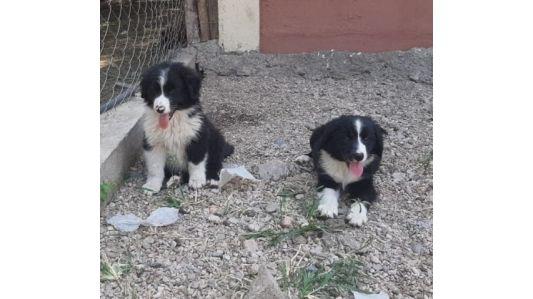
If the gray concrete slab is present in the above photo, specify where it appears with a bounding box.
[100,97,145,184]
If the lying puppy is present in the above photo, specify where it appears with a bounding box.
[309,115,385,226]
[140,62,234,192]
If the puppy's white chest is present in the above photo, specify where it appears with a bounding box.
[143,108,202,168]
[319,150,362,188]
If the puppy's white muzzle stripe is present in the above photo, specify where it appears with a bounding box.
[154,94,170,114]
[355,119,367,161]
[153,72,170,114]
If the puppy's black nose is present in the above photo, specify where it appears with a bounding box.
[156,106,165,113]
[353,153,364,161]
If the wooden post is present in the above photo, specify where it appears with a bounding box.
[207,0,218,39]
[185,0,200,44]
[197,0,210,41]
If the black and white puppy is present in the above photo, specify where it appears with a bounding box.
[140,62,234,192]
[309,115,385,226]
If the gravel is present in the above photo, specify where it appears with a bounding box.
[101,41,432,298]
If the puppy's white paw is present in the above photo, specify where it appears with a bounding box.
[346,202,368,227]
[317,188,339,218]
[318,201,338,218]
[142,178,163,194]
[188,176,207,189]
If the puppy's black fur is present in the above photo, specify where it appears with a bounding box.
[140,62,233,189]
[310,115,385,205]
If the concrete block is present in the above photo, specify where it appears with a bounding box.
[100,97,145,185]
[219,0,259,52]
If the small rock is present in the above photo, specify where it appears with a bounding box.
[392,172,405,183]
[208,205,219,215]
[293,235,307,245]
[166,175,180,188]
[340,237,361,250]
[294,154,311,164]
[295,194,305,200]
[297,218,309,227]
[223,217,240,226]
[211,250,224,257]
[190,281,200,289]
[273,138,287,148]
[265,203,279,213]
[295,66,306,77]
[408,71,421,83]
[306,264,318,272]
[352,291,390,299]
[207,214,222,224]
[310,245,323,256]
[325,218,345,229]
[243,239,259,253]
[411,243,424,254]
[244,266,286,299]
[280,216,293,228]
[237,66,253,76]
[247,223,261,232]
[179,205,190,214]
[370,255,381,264]
[244,209,257,217]
[257,159,291,181]
[199,280,208,289]
[142,236,154,249]
[249,264,260,274]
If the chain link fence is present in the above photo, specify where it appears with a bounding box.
[100,0,187,113]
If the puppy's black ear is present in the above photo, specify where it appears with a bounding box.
[373,123,386,157]
[310,124,326,150]
[182,66,202,100]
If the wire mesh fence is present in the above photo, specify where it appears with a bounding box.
[100,0,187,113]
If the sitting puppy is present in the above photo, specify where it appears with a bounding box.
[309,115,385,226]
[140,62,234,192]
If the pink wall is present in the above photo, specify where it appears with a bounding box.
[260,0,433,53]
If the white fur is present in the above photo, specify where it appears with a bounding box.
[319,150,375,188]
[355,119,367,161]
[317,187,340,218]
[346,202,368,226]
[142,144,166,193]
[153,94,170,114]
[188,155,207,189]
[153,73,170,113]
[142,107,204,192]
[319,150,363,187]
[143,107,203,169]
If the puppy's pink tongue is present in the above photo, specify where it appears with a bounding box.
[159,113,170,129]
[349,162,364,177]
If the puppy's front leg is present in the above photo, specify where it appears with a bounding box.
[316,175,341,218]
[187,157,207,189]
[186,139,208,190]
[344,180,376,226]
[346,202,368,227]
[142,143,166,193]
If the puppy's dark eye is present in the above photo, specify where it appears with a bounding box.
[360,132,369,141]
